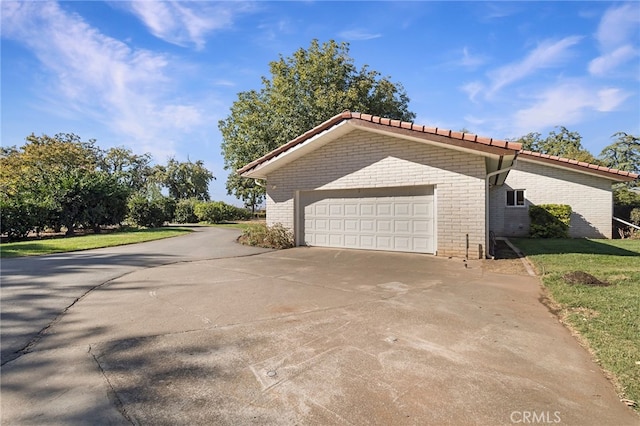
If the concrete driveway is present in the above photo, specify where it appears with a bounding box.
[2,244,638,424]
[0,226,271,365]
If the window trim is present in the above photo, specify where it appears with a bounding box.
[506,189,526,208]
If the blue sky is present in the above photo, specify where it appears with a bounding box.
[2,1,639,205]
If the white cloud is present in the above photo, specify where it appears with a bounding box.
[589,45,638,77]
[121,1,256,50]
[488,36,582,94]
[338,29,382,41]
[512,83,630,134]
[460,47,486,68]
[594,3,640,50]
[461,82,484,103]
[0,1,208,159]
[589,4,640,77]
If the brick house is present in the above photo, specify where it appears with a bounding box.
[238,112,638,258]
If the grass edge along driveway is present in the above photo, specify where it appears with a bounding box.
[513,238,640,412]
[0,227,192,258]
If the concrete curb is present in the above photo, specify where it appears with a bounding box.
[498,237,537,277]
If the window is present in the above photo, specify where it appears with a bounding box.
[506,189,525,207]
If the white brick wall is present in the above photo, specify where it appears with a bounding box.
[265,129,487,258]
[489,159,614,238]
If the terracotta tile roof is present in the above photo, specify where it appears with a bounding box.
[519,150,639,181]
[238,111,521,175]
[238,111,639,182]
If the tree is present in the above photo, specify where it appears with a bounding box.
[219,39,415,210]
[515,126,598,163]
[0,134,130,238]
[154,158,214,201]
[599,132,640,178]
[225,173,264,214]
[99,146,153,193]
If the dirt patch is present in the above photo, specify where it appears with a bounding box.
[482,240,529,275]
[562,271,611,287]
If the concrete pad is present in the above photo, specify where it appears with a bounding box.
[2,248,638,425]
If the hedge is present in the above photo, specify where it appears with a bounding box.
[529,204,572,238]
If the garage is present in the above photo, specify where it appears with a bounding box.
[299,186,435,254]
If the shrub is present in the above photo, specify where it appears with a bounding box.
[127,194,173,228]
[194,201,252,223]
[229,205,252,221]
[1,198,36,241]
[239,223,294,249]
[194,201,227,223]
[631,208,640,226]
[174,199,200,223]
[529,204,572,238]
[613,187,640,222]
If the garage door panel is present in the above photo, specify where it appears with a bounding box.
[360,235,375,249]
[377,220,392,232]
[413,238,431,252]
[395,220,411,233]
[314,219,328,231]
[329,234,343,245]
[376,236,392,250]
[377,203,392,215]
[413,202,432,216]
[302,186,434,254]
[315,204,328,215]
[329,204,343,216]
[344,204,358,215]
[394,236,411,250]
[329,219,343,231]
[395,203,411,216]
[361,220,375,231]
[360,204,375,216]
[345,219,359,231]
[344,235,359,246]
[314,234,328,245]
[413,220,431,233]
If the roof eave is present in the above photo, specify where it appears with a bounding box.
[519,153,638,182]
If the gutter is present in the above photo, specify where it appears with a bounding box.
[485,158,517,259]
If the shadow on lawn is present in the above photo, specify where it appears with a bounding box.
[512,238,640,257]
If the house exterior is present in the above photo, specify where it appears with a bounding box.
[239,112,638,258]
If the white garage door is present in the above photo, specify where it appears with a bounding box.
[301,186,435,254]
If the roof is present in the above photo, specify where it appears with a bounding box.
[238,111,638,183]
[238,111,521,177]
[519,150,638,182]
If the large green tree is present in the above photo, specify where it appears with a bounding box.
[0,134,130,238]
[599,132,640,177]
[153,158,214,201]
[99,146,153,193]
[515,126,598,163]
[219,39,415,210]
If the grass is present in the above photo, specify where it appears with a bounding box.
[1,227,192,258]
[513,238,640,410]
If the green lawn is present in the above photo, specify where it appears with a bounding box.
[1,227,192,258]
[513,238,640,410]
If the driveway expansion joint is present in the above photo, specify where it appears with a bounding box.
[88,344,135,425]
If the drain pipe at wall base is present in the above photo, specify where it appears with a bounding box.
[485,161,516,259]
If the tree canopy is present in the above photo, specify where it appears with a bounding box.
[515,126,598,163]
[0,133,129,237]
[153,158,214,201]
[219,39,416,210]
[599,132,640,177]
[1,133,216,239]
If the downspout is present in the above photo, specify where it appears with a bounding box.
[485,159,517,259]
